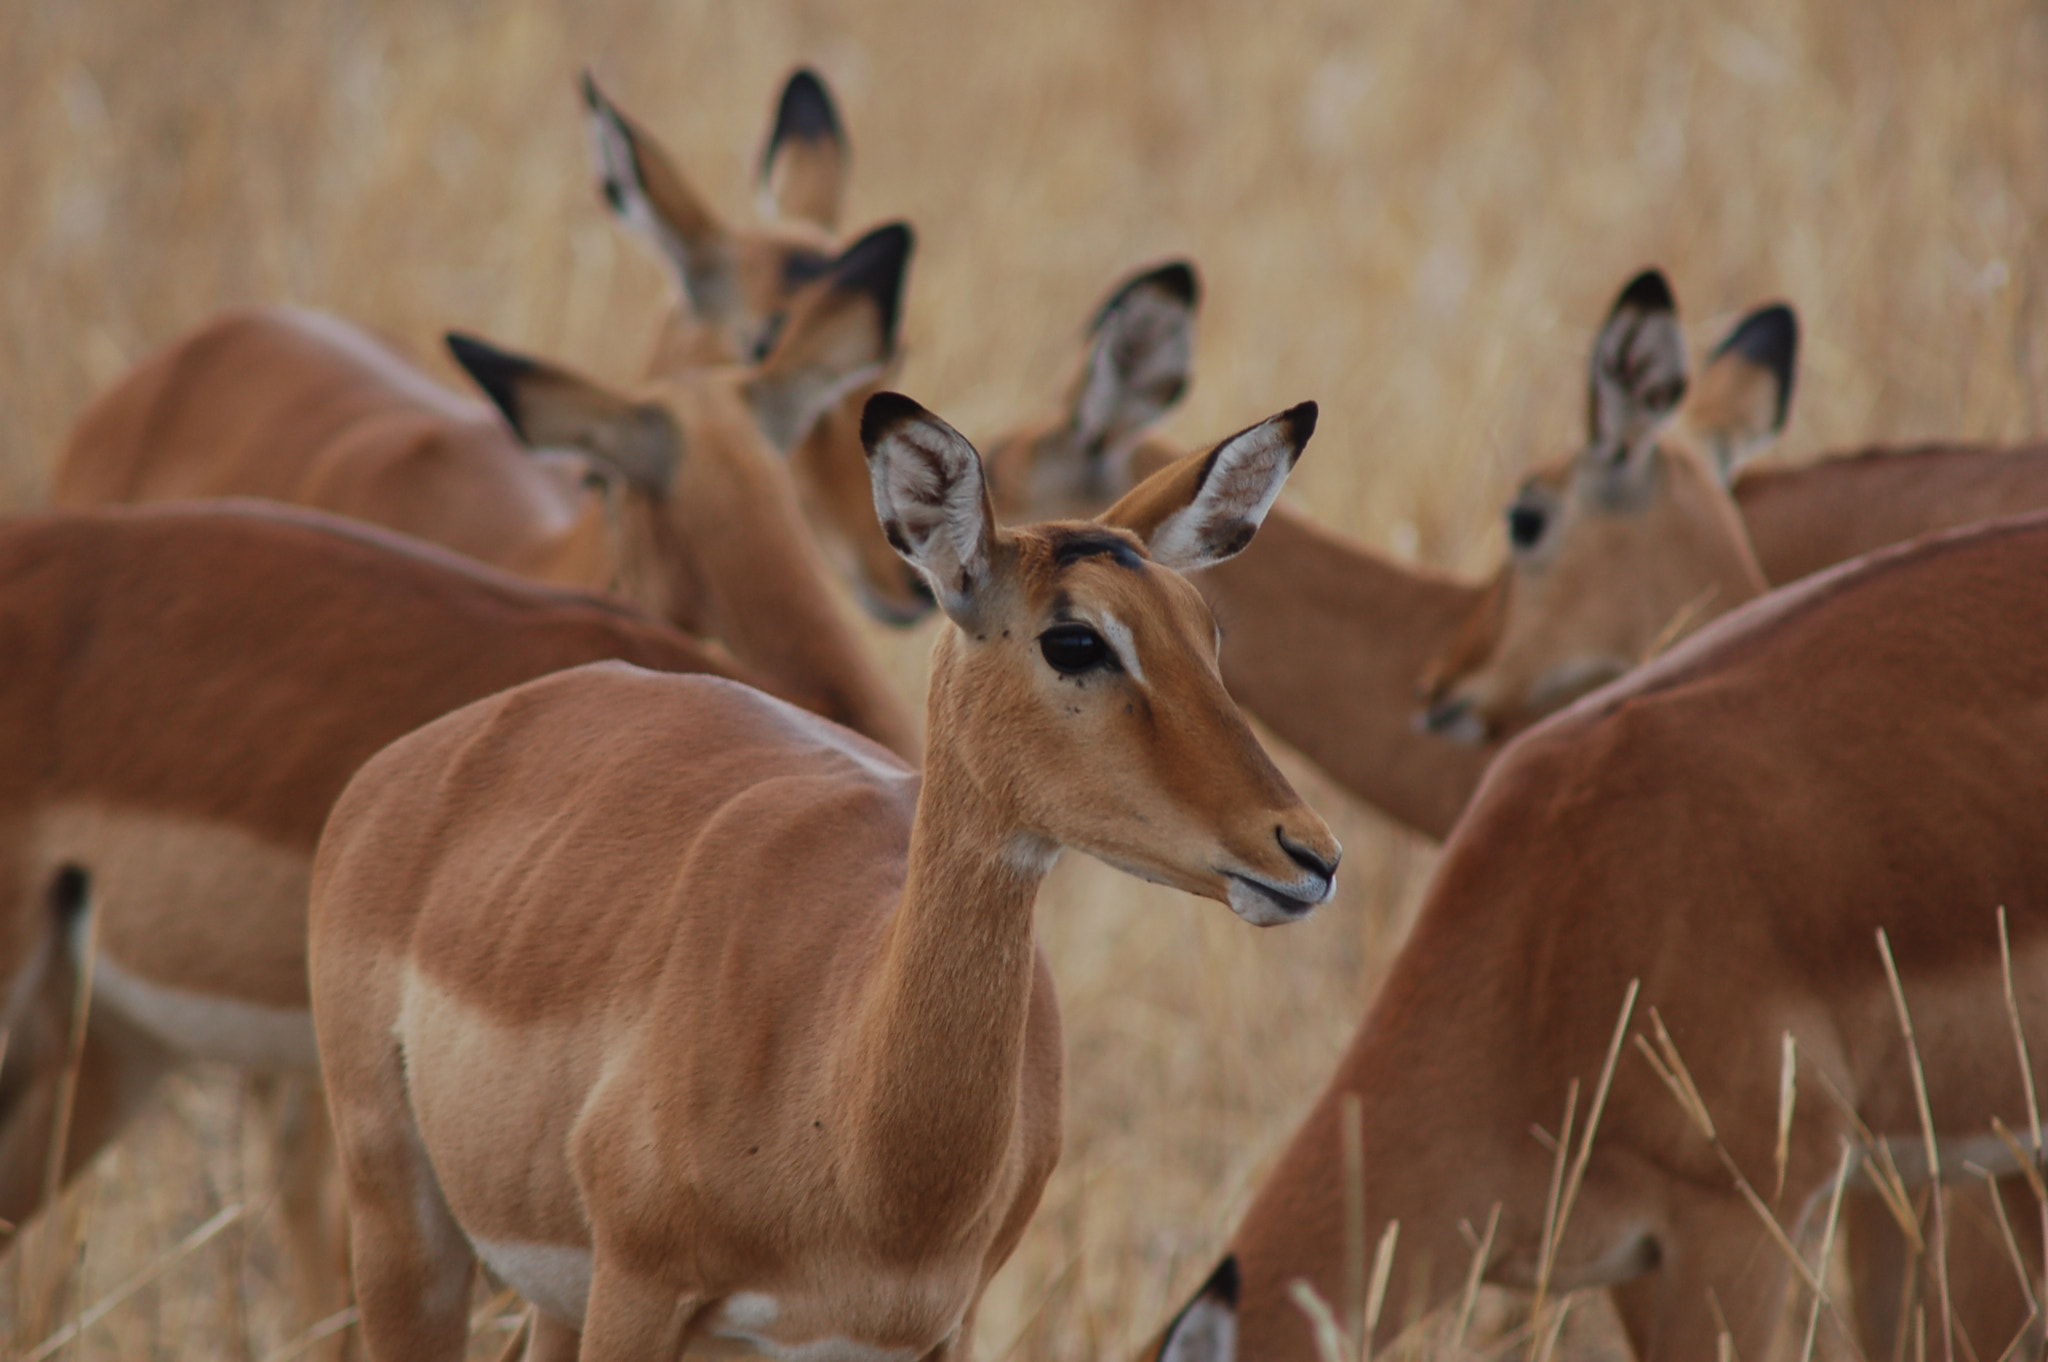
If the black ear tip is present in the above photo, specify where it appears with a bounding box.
[579,69,602,111]
[1204,1255,1241,1306]
[1715,303,1799,376]
[773,66,845,146]
[1282,400,1319,449]
[445,332,531,423]
[860,391,929,453]
[1615,267,1677,315]
[1151,259,1200,306]
[837,222,916,348]
[1717,302,1799,420]
[1091,258,1202,334]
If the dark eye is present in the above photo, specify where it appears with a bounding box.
[1507,502,1547,550]
[751,313,788,362]
[1039,624,1109,675]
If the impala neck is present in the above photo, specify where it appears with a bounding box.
[1125,442,1495,841]
[1224,995,1531,1361]
[834,694,1049,1255]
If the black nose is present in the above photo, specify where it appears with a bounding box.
[1276,827,1338,882]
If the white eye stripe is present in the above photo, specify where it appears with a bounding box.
[1098,610,1145,686]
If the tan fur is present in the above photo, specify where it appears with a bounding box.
[51,299,919,762]
[1157,513,2048,1362]
[309,404,1341,1361]
[0,503,760,1352]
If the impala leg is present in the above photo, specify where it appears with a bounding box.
[574,1257,698,1362]
[331,1106,473,1362]
[518,1311,581,1362]
[325,1012,472,1362]
[1609,1189,1790,1362]
[251,1074,357,1362]
[0,988,170,1242]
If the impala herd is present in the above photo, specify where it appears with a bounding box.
[3,65,2046,1362]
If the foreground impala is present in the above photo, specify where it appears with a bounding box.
[52,217,920,761]
[0,503,767,1352]
[1148,512,2048,1362]
[309,394,1342,1361]
[583,67,940,624]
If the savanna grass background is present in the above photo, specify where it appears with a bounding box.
[2,0,2045,1357]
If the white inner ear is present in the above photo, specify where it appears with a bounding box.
[1074,289,1192,450]
[588,105,663,247]
[1158,1294,1237,1362]
[1592,311,1687,447]
[870,418,989,614]
[1146,418,1294,572]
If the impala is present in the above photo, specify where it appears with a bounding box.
[1149,511,2048,1362]
[53,220,920,761]
[583,67,938,625]
[0,502,765,1354]
[308,394,1342,1362]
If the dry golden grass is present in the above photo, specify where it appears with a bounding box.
[1,0,2043,1357]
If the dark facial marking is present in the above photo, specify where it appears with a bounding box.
[1047,527,1144,571]
[780,249,838,291]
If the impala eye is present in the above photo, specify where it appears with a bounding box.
[751,312,788,362]
[1039,624,1110,675]
[1507,502,1548,550]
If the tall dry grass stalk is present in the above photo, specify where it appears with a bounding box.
[0,0,2043,1357]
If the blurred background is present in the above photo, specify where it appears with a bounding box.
[1,0,2043,1357]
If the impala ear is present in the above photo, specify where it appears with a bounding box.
[862,393,998,628]
[1100,403,1315,571]
[1155,1257,1240,1362]
[1587,268,1688,453]
[1684,302,1798,482]
[447,332,680,493]
[581,71,738,327]
[746,222,913,455]
[758,67,849,232]
[1068,259,1199,460]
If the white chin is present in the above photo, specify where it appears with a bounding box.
[1227,878,1315,927]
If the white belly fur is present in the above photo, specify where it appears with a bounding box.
[71,911,318,1070]
[472,1237,594,1326]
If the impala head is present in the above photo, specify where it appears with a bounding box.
[584,67,853,367]
[446,225,918,754]
[863,393,1340,923]
[1417,270,1798,745]
[584,69,936,626]
[983,260,1200,521]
